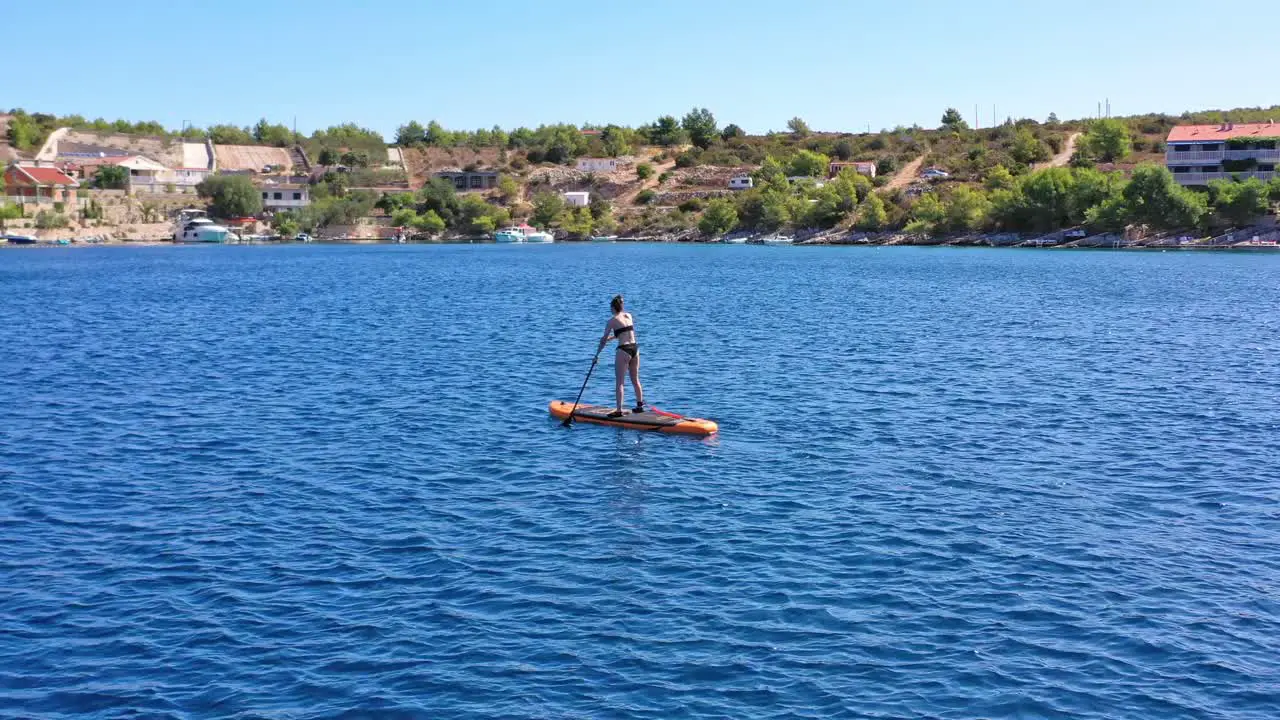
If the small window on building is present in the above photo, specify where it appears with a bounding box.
[1259,164,1275,172]
[1173,145,1191,152]
[1203,144,1220,151]
[273,192,282,200]
[293,192,302,200]
[262,192,268,199]
[1172,166,1189,173]
[1260,141,1277,150]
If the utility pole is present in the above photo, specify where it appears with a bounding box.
[975,103,979,130]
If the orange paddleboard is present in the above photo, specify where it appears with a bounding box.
[549,401,718,436]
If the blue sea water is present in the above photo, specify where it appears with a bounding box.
[1,243,1279,719]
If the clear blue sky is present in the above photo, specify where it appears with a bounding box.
[9,0,1280,138]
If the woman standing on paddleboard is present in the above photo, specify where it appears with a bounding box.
[597,294,646,418]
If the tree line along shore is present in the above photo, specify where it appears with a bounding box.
[3,105,1280,246]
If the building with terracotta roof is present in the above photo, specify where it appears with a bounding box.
[1165,121,1280,186]
[3,162,80,204]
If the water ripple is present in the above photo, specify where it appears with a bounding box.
[1,245,1278,718]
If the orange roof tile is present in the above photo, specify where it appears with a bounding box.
[1167,122,1280,142]
[8,165,79,186]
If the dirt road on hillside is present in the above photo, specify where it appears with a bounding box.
[886,155,925,191]
[615,155,679,207]
[1036,132,1082,171]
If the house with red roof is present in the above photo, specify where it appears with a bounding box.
[1165,121,1280,186]
[3,162,80,203]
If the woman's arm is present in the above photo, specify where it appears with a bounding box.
[597,321,615,353]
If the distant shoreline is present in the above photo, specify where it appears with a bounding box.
[5,235,1279,252]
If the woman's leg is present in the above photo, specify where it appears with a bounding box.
[629,352,645,408]
[614,348,627,411]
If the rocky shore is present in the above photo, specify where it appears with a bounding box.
[620,224,1280,250]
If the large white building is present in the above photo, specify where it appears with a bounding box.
[260,183,310,210]
[1166,122,1280,186]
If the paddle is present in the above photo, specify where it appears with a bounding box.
[562,347,602,427]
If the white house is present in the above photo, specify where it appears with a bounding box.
[828,161,877,179]
[576,157,618,173]
[563,191,591,207]
[260,183,311,210]
[729,175,753,190]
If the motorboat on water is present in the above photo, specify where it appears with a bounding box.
[590,235,618,243]
[493,226,524,243]
[493,224,554,243]
[724,236,748,244]
[761,235,795,245]
[174,210,235,243]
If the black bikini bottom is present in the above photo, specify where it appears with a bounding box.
[618,343,638,359]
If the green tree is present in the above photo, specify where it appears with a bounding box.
[788,149,829,177]
[647,115,685,146]
[943,186,991,231]
[940,108,969,132]
[196,174,263,218]
[531,192,566,228]
[415,209,446,234]
[1208,177,1271,226]
[635,163,653,181]
[391,208,420,227]
[376,192,415,213]
[721,124,745,141]
[317,148,338,166]
[309,123,388,163]
[396,120,427,145]
[1121,164,1206,229]
[207,124,254,145]
[759,190,793,229]
[855,192,888,230]
[94,165,129,190]
[253,118,293,146]
[7,114,40,150]
[416,178,462,226]
[339,151,370,167]
[985,165,1016,190]
[1046,112,1060,125]
[906,193,947,234]
[1083,118,1131,163]
[756,156,789,189]
[681,107,719,149]
[698,198,738,235]
[497,175,521,203]
[787,117,811,138]
[0,203,22,231]
[273,211,300,238]
[458,194,508,234]
[560,207,594,238]
[1018,167,1077,231]
[1011,128,1051,165]
[601,125,634,157]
